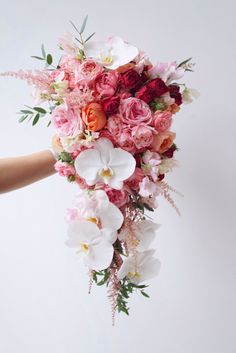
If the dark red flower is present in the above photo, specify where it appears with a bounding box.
[101,96,120,116]
[158,174,165,181]
[121,69,142,90]
[147,78,169,97]
[136,85,154,103]
[169,84,182,106]
[162,143,177,158]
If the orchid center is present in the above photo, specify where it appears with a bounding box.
[128,271,141,279]
[86,216,99,225]
[100,167,114,179]
[80,242,89,253]
[99,52,113,65]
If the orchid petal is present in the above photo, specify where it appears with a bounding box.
[75,148,102,183]
[84,239,114,270]
[109,148,136,180]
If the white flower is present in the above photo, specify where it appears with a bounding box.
[148,61,185,83]
[69,189,124,231]
[119,219,161,251]
[182,87,200,104]
[75,138,136,190]
[139,176,161,198]
[117,250,161,284]
[66,220,117,271]
[158,158,179,174]
[84,36,139,69]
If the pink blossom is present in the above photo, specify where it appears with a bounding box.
[142,150,161,182]
[66,208,79,222]
[99,129,116,145]
[132,124,154,149]
[54,161,76,177]
[139,176,161,198]
[107,115,123,137]
[153,111,173,132]
[125,167,144,191]
[74,60,103,86]
[148,61,185,83]
[119,97,152,127]
[95,70,119,97]
[105,187,129,208]
[51,104,84,137]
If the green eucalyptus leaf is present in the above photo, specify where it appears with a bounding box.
[41,44,46,58]
[85,32,96,43]
[80,15,88,34]
[69,20,80,34]
[19,115,28,123]
[177,57,192,68]
[31,56,44,60]
[33,106,47,114]
[46,54,53,65]
[20,109,33,114]
[141,291,150,298]
[32,113,40,126]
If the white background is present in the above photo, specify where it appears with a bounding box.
[0,0,235,352]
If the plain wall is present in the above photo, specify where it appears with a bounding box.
[0,0,235,352]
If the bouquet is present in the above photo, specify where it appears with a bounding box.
[1,16,198,324]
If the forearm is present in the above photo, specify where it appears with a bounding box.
[0,150,56,194]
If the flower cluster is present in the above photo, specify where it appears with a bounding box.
[2,17,198,323]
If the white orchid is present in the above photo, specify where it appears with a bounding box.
[182,87,200,104]
[117,250,161,284]
[68,189,124,231]
[75,138,136,190]
[66,220,117,271]
[119,219,161,251]
[83,36,139,70]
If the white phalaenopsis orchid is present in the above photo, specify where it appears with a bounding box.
[68,189,124,231]
[75,138,136,190]
[117,250,161,284]
[182,87,200,104]
[66,220,117,271]
[83,36,139,69]
[118,219,161,251]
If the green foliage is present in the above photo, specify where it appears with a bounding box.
[58,151,73,163]
[93,269,109,286]
[17,105,48,126]
[31,43,54,68]
[177,57,192,68]
[69,16,96,49]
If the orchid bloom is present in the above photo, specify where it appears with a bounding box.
[139,176,161,198]
[67,189,124,231]
[83,36,139,69]
[118,219,161,251]
[75,138,136,190]
[182,87,200,104]
[117,250,161,284]
[66,220,117,271]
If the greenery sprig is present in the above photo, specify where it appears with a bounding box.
[18,105,48,126]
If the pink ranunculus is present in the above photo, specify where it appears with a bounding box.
[116,128,136,154]
[119,97,152,126]
[125,167,145,191]
[105,187,129,208]
[75,59,104,86]
[51,104,84,137]
[153,111,173,132]
[132,124,154,149]
[54,161,76,177]
[95,70,119,97]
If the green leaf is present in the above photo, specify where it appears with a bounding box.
[59,151,73,163]
[19,115,28,123]
[33,106,47,114]
[75,37,83,45]
[41,44,46,58]
[177,57,192,68]
[85,32,96,43]
[46,54,53,65]
[80,15,88,34]
[32,113,40,126]
[47,120,51,127]
[69,20,81,34]
[20,109,33,114]
[143,203,154,212]
[31,56,44,60]
[141,291,150,298]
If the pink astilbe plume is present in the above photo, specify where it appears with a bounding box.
[0,69,52,90]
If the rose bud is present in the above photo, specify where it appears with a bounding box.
[101,96,120,116]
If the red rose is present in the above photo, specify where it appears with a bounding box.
[169,85,182,106]
[121,69,142,90]
[101,96,120,116]
[136,85,154,103]
[147,78,169,97]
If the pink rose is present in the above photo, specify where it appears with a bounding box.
[125,167,144,191]
[132,124,154,149]
[54,161,76,177]
[95,70,119,97]
[105,187,129,208]
[116,128,136,154]
[51,105,84,137]
[75,60,103,86]
[99,129,116,145]
[107,115,123,137]
[153,111,173,132]
[119,97,152,126]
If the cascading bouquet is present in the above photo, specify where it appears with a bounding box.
[1,16,198,323]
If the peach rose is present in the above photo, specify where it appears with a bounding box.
[116,62,135,74]
[151,131,176,153]
[82,102,107,132]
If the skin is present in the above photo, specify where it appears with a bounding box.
[0,150,56,194]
